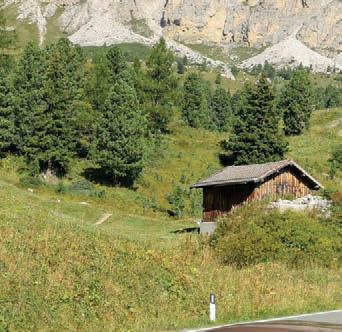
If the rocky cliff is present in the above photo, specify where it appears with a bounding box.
[3,0,342,71]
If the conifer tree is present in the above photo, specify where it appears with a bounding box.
[221,75,288,165]
[13,40,86,175]
[279,69,314,135]
[106,46,129,82]
[0,71,15,153]
[211,87,232,132]
[145,38,178,133]
[22,44,77,174]
[91,78,147,186]
[10,42,45,154]
[87,46,133,112]
[86,51,112,111]
[182,73,211,129]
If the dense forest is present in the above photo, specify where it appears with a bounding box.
[1,28,341,187]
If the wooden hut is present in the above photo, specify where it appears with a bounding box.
[191,160,323,222]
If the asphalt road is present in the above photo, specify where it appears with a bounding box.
[185,310,342,332]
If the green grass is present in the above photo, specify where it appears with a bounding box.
[287,108,342,191]
[228,46,267,64]
[186,43,230,62]
[185,44,267,66]
[0,184,340,331]
[125,18,153,38]
[0,109,341,331]
[82,43,152,62]
[4,4,39,47]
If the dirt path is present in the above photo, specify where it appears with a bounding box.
[94,213,113,225]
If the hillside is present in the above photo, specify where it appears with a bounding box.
[0,109,341,330]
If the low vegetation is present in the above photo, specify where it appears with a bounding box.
[213,203,341,268]
[0,181,341,331]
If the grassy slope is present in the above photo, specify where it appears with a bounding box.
[0,182,340,331]
[287,108,342,191]
[0,109,341,331]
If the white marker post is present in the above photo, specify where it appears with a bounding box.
[210,293,216,322]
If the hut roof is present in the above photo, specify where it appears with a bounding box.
[191,160,323,189]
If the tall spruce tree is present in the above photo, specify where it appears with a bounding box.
[91,78,147,186]
[87,46,132,111]
[0,71,15,153]
[10,42,45,155]
[144,37,178,133]
[182,73,212,129]
[211,87,232,132]
[106,46,131,82]
[279,69,314,135]
[221,75,288,165]
[86,51,112,111]
[13,40,86,175]
[0,2,16,153]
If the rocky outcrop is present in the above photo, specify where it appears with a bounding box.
[162,0,340,54]
[241,33,342,73]
[4,0,342,70]
[269,195,331,215]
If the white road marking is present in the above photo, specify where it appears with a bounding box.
[184,310,342,332]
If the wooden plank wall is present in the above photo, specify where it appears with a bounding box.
[252,168,312,201]
[202,167,312,222]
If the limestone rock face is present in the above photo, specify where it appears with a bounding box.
[4,0,341,67]
[162,0,340,53]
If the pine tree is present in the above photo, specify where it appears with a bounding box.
[279,69,314,136]
[0,3,16,153]
[10,42,45,155]
[221,75,288,165]
[13,40,86,175]
[106,46,129,82]
[211,87,232,132]
[145,37,178,133]
[87,46,133,112]
[0,71,15,153]
[86,51,112,111]
[182,73,212,129]
[91,78,147,186]
[22,44,77,174]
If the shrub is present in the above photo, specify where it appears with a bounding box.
[328,144,342,179]
[167,185,188,218]
[19,175,44,188]
[213,204,341,268]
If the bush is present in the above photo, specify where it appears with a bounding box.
[53,179,106,198]
[328,144,342,179]
[213,204,341,268]
[167,185,188,218]
[19,175,44,188]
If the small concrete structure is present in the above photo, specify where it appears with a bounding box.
[200,222,217,235]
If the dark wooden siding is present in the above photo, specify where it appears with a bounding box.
[202,166,313,222]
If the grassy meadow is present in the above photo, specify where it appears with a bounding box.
[0,108,341,331]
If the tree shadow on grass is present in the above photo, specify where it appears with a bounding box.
[82,167,113,186]
[82,167,136,189]
[172,227,200,234]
